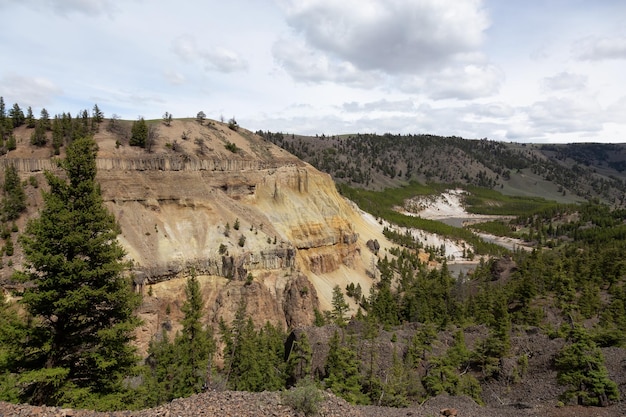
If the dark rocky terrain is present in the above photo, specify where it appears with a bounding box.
[1,390,624,417]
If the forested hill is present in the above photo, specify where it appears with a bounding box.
[258,131,626,206]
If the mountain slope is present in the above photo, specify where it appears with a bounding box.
[259,132,626,205]
[1,119,392,353]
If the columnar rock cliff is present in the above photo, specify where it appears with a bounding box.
[2,119,391,353]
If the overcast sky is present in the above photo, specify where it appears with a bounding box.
[1,0,625,143]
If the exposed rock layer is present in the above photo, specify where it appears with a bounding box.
[2,120,390,353]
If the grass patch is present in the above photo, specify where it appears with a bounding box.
[463,185,561,215]
[469,220,518,238]
[338,182,506,255]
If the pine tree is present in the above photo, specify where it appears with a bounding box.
[175,274,214,396]
[379,348,409,407]
[331,285,349,326]
[39,108,51,131]
[51,115,63,155]
[17,136,141,407]
[30,121,47,146]
[555,325,619,406]
[286,331,312,385]
[8,103,24,128]
[0,291,25,402]
[130,117,148,147]
[25,106,36,128]
[2,165,26,221]
[92,104,103,130]
[324,330,369,404]
[142,274,215,406]
[0,97,5,122]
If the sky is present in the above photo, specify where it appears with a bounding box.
[1,0,625,143]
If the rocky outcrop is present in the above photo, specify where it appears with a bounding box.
[3,119,391,353]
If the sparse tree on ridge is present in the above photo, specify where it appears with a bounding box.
[92,104,103,127]
[8,103,24,128]
[162,112,173,126]
[196,111,206,125]
[0,97,6,122]
[39,108,50,131]
[228,117,238,131]
[130,117,148,147]
[25,106,36,128]
[146,124,159,153]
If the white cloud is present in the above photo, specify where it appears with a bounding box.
[342,99,415,113]
[201,47,249,73]
[573,36,626,61]
[424,64,504,100]
[171,35,248,73]
[527,97,604,135]
[276,0,489,75]
[542,72,588,92]
[163,70,186,85]
[4,0,122,17]
[0,74,62,109]
[272,37,382,87]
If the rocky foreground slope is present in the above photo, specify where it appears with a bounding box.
[2,390,624,417]
[1,119,393,353]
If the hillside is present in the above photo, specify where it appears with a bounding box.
[1,118,395,353]
[259,131,626,205]
[3,116,626,415]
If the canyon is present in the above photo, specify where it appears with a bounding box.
[1,119,398,353]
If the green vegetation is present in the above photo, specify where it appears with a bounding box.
[141,274,216,406]
[260,130,626,205]
[6,137,141,409]
[0,103,625,410]
[281,379,323,416]
[2,165,26,222]
[555,326,619,406]
[463,185,562,215]
[130,117,148,147]
[338,182,506,255]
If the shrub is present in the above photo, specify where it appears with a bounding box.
[225,141,239,153]
[281,379,323,416]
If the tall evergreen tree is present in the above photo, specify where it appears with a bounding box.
[2,165,26,222]
[286,331,312,385]
[0,291,25,402]
[17,136,141,407]
[0,97,5,122]
[51,115,63,155]
[555,325,619,406]
[331,285,349,326]
[176,274,214,395]
[142,274,215,406]
[0,98,8,143]
[39,108,51,131]
[92,104,103,130]
[8,103,24,128]
[25,106,36,128]
[324,330,369,404]
[130,117,148,147]
[30,121,47,146]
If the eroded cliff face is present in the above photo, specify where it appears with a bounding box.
[2,120,391,354]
